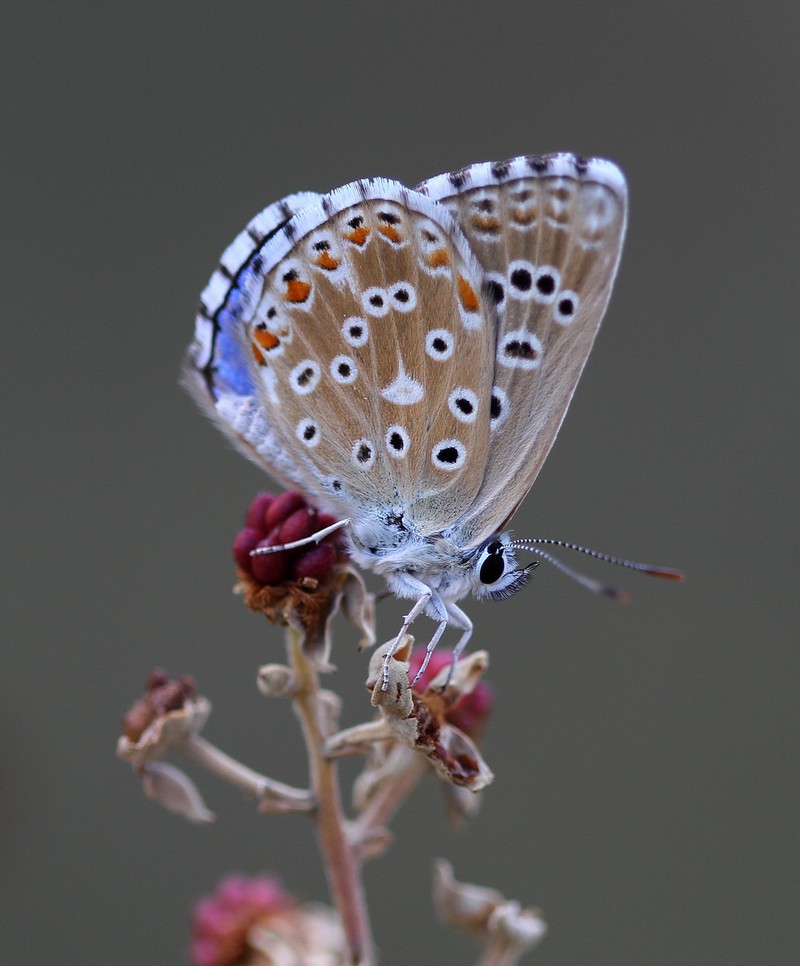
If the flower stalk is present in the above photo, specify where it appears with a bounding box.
[287,626,375,965]
[182,734,312,813]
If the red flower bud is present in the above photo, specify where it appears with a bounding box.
[293,542,337,580]
[250,534,290,584]
[232,527,263,574]
[244,492,274,530]
[278,507,318,545]
[265,491,307,529]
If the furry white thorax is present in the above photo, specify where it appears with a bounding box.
[347,516,520,605]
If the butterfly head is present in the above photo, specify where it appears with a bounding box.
[468,533,538,602]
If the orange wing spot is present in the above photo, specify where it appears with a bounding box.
[471,215,502,233]
[284,278,312,303]
[377,223,402,243]
[251,341,267,365]
[345,226,370,246]
[254,329,279,350]
[425,247,451,268]
[457,275,480,312]
[314,251,340,270]
[511,208,537,226]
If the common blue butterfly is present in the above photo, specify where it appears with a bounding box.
[186,154,681,687]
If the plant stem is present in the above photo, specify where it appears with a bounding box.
[478,943,523,966]
[183,734,312,810]
[351,745,427,848]
[288,627,375,965]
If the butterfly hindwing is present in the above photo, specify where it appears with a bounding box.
[186,191,325,492]
[417,154,628,547]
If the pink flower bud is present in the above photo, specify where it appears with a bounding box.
[244,492,274,530]
[278,507,318,545]
[293,542,338,580]
[265,491,307,529]
[190,874,292,966]
[232,527,263,574]
[250,534,290,584]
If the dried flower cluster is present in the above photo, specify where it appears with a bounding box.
[234,491,373,669]
[233,491,344,584]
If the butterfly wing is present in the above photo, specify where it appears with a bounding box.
[189,179,497,535]
[417,154,628,548]
[186,191,325,491]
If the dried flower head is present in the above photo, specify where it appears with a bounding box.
[234,491,374,670]
[367,637,494,790]
[117,668,210,765]
[408,647,493,741]
[433,860,546,962]
[116,670,215,822]
[191,874,344,966]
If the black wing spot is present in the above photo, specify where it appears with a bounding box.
[436,446,459,464]
[510,267,533,291]
[536,273,556,295]
[297,366,315,387]
[484,279,505,305]
[506,340,538,360]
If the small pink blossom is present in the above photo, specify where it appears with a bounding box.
[190,874,344,965]
[191,874,292,966]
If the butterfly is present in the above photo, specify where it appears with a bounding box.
[186,153,682,687]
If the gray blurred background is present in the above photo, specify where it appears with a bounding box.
[4,3,798,963]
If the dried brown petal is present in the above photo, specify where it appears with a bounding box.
[433,860,546,959]
[257,664,296,698]
[141,761,215,824]
[238,563,375,671]
[433,859,505,935]
[117,695,211,766]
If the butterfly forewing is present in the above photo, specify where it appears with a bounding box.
[240,179,496,533]
[418,155,627,546]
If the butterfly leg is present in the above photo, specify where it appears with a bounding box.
[439,603,473,688]
[381,576,448,691]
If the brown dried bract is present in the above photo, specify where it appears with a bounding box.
[237,563,374,672]
[367,640,494,791]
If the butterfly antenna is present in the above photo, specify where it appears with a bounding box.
[510,538,684,601]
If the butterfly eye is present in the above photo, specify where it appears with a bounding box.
[477,540,507,584]
[473,537,533,601]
